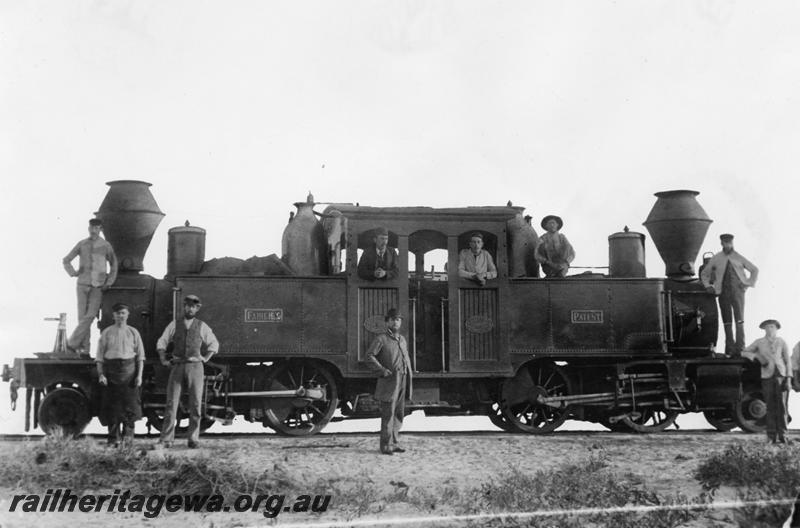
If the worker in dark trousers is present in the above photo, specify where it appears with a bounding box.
[742,319,791,444]
[365,308,412,455]
[700,233,758,357]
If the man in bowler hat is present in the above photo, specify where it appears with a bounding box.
[742,319,791,443]
[535,215,575,278]
[700,234,759,357]
[156,294,219,448]
[357,227,399,281]
[63,218,118,356]
[365,308,412,455]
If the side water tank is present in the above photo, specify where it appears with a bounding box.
[167,222,206,277]
[281,193,326,275]
[609,227,646,278]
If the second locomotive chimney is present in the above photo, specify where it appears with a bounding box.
[95,180,165,273]
[643,189,712,280]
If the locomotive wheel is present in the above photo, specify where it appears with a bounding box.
[263,361,338,436]
[733,389,767,433]
[703,409,737,432]
[620,409,678,433]
[38,387,91,438]
[487,401,516,432]
[144,406,215,435]
[500,362,571,434]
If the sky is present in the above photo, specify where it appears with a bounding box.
[1,1,799,434]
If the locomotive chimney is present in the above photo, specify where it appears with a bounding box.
[643,190,712,280]
[95,180,165,273]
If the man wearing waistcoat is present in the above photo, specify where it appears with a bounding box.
[365,308,412,455]
[156,294,219,448]
[700,234,759,357]
[62,218,118,356]
[357,227,399,281]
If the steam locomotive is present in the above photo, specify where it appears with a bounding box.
[2,181,765,436]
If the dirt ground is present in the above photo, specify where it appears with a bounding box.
[0,430,790,527]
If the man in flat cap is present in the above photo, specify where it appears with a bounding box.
[458,232,497,286]
[96,302,144,447]
[156,294,219,448]
[700,234,759,357]
[62,218,118,356]
[357,227,399,281]
[742,320,791,443]
[365,308,412,455]
[535,215,575,278]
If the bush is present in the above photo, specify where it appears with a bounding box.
[464,454,708,528]
[694,442,800,492]
[694,442,800,526]
[0,433,300,502]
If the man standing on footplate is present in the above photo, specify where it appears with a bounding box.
[700,233,758,357]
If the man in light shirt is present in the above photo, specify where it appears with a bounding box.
[156,294,219,449]
[700,233,759,357]
[535,215,575,278]
[742,319,791,444]
[95,303,144,447]
[458,232,497,286]
[62,218,118,356]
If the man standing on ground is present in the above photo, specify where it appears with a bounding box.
[156,294,219,448]
[792,340,800,393]
[700,234,759,357]
[62,218,118,356]
[742,319,791,444]
[96,303,144,447]
[366,308,412,455]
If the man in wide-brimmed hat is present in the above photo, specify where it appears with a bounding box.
[365,308,412,455]
[700,234,759,357]
[535,215,575,278]
[742,319,792,444]
[155,294,219,449]
[96,302,144,447]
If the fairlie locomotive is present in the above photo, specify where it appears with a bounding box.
[2,181,765,436]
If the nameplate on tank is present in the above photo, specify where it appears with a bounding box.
[571,310,604,324]
[244,308,284,323]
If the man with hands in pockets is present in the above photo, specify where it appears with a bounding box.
[366,308,413,455]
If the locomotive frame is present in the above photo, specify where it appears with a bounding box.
[2,182,765,437]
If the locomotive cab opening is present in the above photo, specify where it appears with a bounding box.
[409,230,448,372]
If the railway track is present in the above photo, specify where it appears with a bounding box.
[0,429,770,442]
